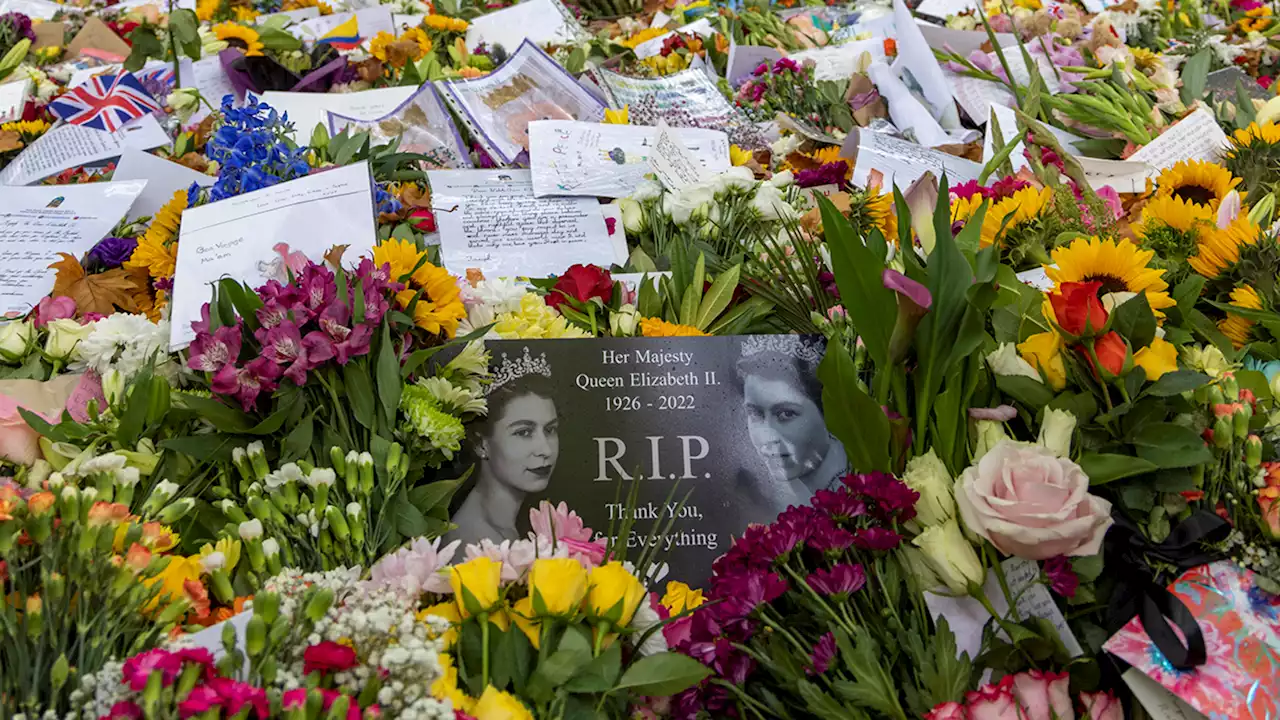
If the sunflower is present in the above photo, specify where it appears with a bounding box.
[372,239,466,337]
[1240,4,1272,32]
[369,31,397,62]
[1225,122,1280,196]
[213,22,264,56]
[1,119,49,136]
[978,186,1052,248]
[865,188,897,240]
[1220,284,1263,348]
[423,14,468,33]
[231,5,259,21]
[1134,195,1215,266]
[1152,159,1242,209]
[640,317,707,337]
[402,27,433,55]
[1189,215,1261,278]
[196,0,221,21]
[127,190,186,279]
[1046,236,1177,315]
[806,145,843,166]
[950,193,985,224]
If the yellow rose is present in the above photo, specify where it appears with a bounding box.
[1133,336,1178,381]
[449,556,503,617]
[1018,331,1067,391]
[472,685,533,720]
[510,596,541,649]
[586,561,647,628]
[528,558,588,617]
[431,653,473,712]
[660,581,704,615]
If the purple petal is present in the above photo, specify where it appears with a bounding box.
[969,405,1017,421]
[882,269,933,309]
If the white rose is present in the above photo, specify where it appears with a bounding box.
[616,198,646,233]
[955,440,1112,560]
[751,184,798,221]
[1038,407,1077,458]
[901,448,954,527]
[663,185,714,224]
[912,519,985,593]
[0,320,33,362]
[43,319,93,361]
[167,88,201,123]
[768,170,795,187]
[710,167,756,195]
[985,343,1041,381]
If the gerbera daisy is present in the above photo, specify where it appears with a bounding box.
[1189,215,1261,278]
[639,317,707,337]
[978,186,1052,248]
[212,22,264,56]
[126,190,186,279]
[1219,284,1262,348]
[1152,159,1242,209]
[372,239,466,337]
[1045,236,1177,315]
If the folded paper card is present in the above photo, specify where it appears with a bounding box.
[0,181,146,315]
[111,150,215,221]
[1104,561,1280,720]
[0,114,170,186]
[592,66,763,149]
[464,0,584,53]
[329,82,471,170]
[169,161,377,349]
[262,86,416,142]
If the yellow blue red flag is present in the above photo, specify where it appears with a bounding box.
[318,16,360,50]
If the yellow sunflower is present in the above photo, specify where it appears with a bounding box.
[1045,236,1176,315]
[950,193,985,224]
[639,317,707,337]
[1189,215,1261,278]
[865,189,897,240]
[127,190,186,279]
[423,14,468,33]
[231,5,259,21]
[1240,5,1272,32]
[1219,284,1262,348]
[196,0,220,21]
[372,239,467,337]
[213,22,264,56]
[1227,122,1280,156]
[1134,194,1214,238]
[978,186,1052,248]
[1153,159,1242,209]
[368,31,397,62]
[1,119,50,137]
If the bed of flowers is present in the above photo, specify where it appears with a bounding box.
[6,0,1280,717]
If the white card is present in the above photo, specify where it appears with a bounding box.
[169,161,377,349]
[650,10,671,28]
[464,0,584,51]
[632,31,674,59]
[1076,156,1154,194]
[1122,669,1210,720]
[917,21,1017,56]
[392,12,423,28]
[892,0,960,128]
[0,181,146,314]
[259,6,320,22]
[789,39,885,82]
[0,77,29,123]
[261,87,416,142]
[851,128,983,191]
[183,610,252,664]
[983,103,1084,173]
[1016,267,1054,291]
[182,57,238,122]
[915,0,982,17]
[867,63,955,148]
[428,168,620,278]
[725,42,783,83]
[925,557,1083,662]
[1127,107,1228,174]
[111,150,214,221]
[648,121,711,191]
[0,0,81,18]
[601,202,627,261]
[528,120,729,198]
[0,114,170,186]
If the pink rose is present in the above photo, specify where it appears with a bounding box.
[966,676,1020,720]
[0,375,85,465]
[1080,691,1124,720]
[956,440,1113,560]
[1011,670,1074,720]
[0,394,44,465]
[32,296,76,329]
[925,701,970,720]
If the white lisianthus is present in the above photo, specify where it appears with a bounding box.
[663,185,714,224]
[610,303,640,336]
[43,319,94,361]
[901,448,954,527]
[710,166,755,195]
[985,343,1041,381]
[633,178,664,202]
[0,320,33,362]
[751,183,798,221]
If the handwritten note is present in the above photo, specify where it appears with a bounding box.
[1123,669,1210,720]
[893,0,960,128]
[0,114,170,186]
[848,128,982,191]
[428,169,620,278]
[170,162,377,349]
[789,39,885,82]
[649,121,711,191]
[925,557,1083,663]
[528,120,727,198]
[1077,156,1154,194]
[0,181,146,314]
[111,150,214,221]
[183,57,238,121]
[464,0,583,51]
[0,77,29,122]
[1128,107,1228,174]
[262,86,415,142]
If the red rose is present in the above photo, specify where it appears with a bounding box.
[302,641,358,676]
[409,208,436,233]
[1049,281,1107,339]
[546,264,613,312]
[1087,332,1129,379]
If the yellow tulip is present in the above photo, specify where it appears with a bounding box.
[1018,331,1067,391]
[528,558,588,617]
[586,561,647,628]
[472,685,533,720]
[1134,336,1179,381]
[449,556,503,617]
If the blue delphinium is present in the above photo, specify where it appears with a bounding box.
[203,95,312,203]
[374,182,401,216]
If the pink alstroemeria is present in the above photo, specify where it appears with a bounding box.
[188,324,243,373]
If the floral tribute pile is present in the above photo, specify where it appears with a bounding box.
[5,0,1280,717]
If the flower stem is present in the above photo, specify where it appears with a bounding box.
[480,612,490,687]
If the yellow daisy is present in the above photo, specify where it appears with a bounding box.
[1045,236,1176,315]
[1189,215,1260,278]
[1153,159,1242,209]
[979,186,1052,248]
[213,22,264,56]
[639,317,707,337]
[1134,194,1214,238]
[1219,284,1262,348]
[127,190,187,279]
[865,189,897,240]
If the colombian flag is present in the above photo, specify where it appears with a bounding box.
[318,15,361,50]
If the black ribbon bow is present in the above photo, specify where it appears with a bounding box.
[1103,509,1232,670]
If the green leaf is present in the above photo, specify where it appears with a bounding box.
[493,626,534,693]
[679,254,706,327]
[820,194,895,367]
[565,641,621,692]
[818,342,890,472]
[173,393,253,433]
[407,476,466,514]
[1078,452,1158,485]
[1179,48,1212,107]
[1111,293,1155,350]
[376,323,401,429]
[394,497,430,537]
[1145,370,1211,397]
[115,366,153,447]
[694,264,740,331]
[159,435,239,463]
[800,681,862,720]
[343,363,376,430]
[257,25,304,52]
[829,629,905,718]
[526,627,594,701]
[995,374,1056,408]
[615,653,712,696]
[281,412,314,463]
[1132,422,1214,468]
[169,9,202,58]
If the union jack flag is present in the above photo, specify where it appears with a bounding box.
[48,72,162,132]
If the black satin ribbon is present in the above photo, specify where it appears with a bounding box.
[1103,509,1231,670]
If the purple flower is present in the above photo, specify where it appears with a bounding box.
[969,404,1018,421]
[807,632,837,675]
[811,489,867,521]
[843,471,920,520]
[211,357,281,411]
[806,563,867,597]
[795,161,849,189]
[807,521,856,553]
[882,269,933,310]
[853,527,902,551]
[188,324,243,373]
[0,12,34,43]
[87,237,138,269]
[752,61,769,77]
[773,58,801,74]
[966,49,994,73]
[718,570,788,616]
[1043,556,1079,598]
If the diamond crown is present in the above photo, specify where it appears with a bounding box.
[740,335,825,365]
[488,346,553,394]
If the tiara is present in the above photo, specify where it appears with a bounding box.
[741,335,825,365]
[488,346,552,394]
